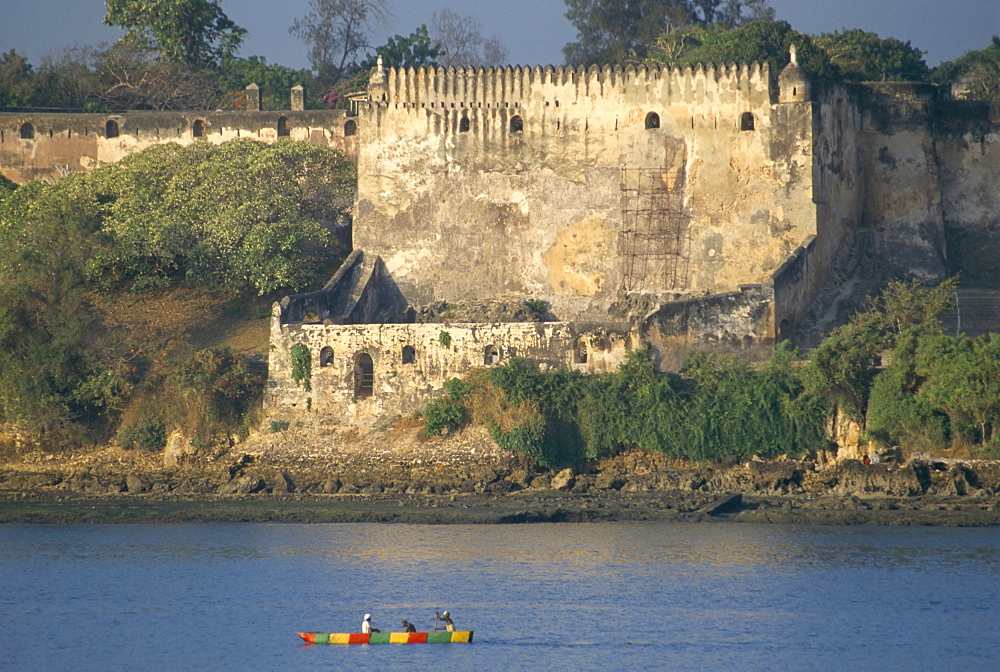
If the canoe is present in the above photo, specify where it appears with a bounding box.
[297,631,473,644]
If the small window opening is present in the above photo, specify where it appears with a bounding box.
[344,119,357,136]
[793,86,797,96]
[645,112,660,129]
[484,345,500,365]
[354,353,374,398]
[402,345,416,364]
[192,120,205,138]
[459,117,470,133]
[105,120,119,138]
[509,115,523,133]
[740,112,755,131]
[778,319,791,342]
[319,347,334,367]
[574,339,588,364]
[277,116,289,137]
[20,123,34,139]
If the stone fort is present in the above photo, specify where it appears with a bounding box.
[2,53,998,427]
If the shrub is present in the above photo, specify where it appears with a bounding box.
[118,418,166,452]
[269,420,290,433]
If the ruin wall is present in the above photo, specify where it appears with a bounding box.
[266,303,634,425]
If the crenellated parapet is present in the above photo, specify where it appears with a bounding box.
[368,62,774,110]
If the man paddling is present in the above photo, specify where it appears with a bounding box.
[435,610,455,632]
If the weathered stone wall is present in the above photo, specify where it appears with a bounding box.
[854,83,948,279]
[937,102,1000,286]
[266,301,634,425]
[0,109,358,184]
[354,63,818,319]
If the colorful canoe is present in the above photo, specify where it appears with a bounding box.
[298,631,473,645]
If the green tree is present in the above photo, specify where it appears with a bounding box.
[358,25,441,70]
[215,56,312,109]
[803,277,957,421]
[933,37,1000,102]
[650,20,838,79]
[562,0,773,65]
[0,49,38,107]
[0,181,130,434]
[82,139,355,294]
[815,29,928,81]
[104,0,246,67]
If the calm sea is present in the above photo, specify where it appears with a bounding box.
[2,522,998,671]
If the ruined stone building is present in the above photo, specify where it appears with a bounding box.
[2,53,998,427]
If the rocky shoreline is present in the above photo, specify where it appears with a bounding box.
[1,424,999,526]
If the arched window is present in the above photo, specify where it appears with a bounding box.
[574,339,588,364]
[401,345,416,364]
[459,117,470,133]
[277,116,290,137]
[105,120,119,138]
[192,120,205,138]
[319,346,334,367]
[19,122,34,140]
[509,115,523,133]
[645,112,660,129]
[740,112,755,131]
[484,345,500,365]
[354,353,374,398]
[344,120,357,137]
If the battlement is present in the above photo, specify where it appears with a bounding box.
[371,62,774,110]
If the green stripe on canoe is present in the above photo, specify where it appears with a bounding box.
[427,631,455,643]
[369,632,391,644]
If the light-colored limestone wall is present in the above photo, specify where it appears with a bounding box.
[0,110,357,184]
[266,303,634,425]
[355,64,817,319]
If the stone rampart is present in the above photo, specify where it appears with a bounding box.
[0,107,358,184]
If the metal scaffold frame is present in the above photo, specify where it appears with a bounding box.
[619,167,691,292]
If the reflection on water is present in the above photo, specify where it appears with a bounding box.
[3,523,999,671]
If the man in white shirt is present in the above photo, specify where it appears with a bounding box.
[361,613,380,634]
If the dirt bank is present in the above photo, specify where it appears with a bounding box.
[1,422,998,526]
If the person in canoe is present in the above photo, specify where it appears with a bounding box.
[435,610,455,632]
[361,613,381,634]
[401,619,417,633]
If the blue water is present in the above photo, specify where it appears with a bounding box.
[2,522,998,671]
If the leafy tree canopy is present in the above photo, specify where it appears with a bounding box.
[358,25,441,70]
[648,20,838,79]
[104,0,246,67]
[563,0,774,65]
[814,29,928,82]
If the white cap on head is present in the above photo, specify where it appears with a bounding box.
[443,611,449,617]
[364,613,371,620]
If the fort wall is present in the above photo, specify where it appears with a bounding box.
[354,63,818,320]
[0,108,358,184]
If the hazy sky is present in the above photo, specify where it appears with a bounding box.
[2,0,997,69]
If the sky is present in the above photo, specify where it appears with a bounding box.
[1,0,997,70]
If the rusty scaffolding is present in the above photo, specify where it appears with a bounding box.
[619,167,691,292]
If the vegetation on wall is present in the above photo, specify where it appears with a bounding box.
[290,343,313,392]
